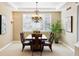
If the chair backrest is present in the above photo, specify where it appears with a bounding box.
[50,32,53,37]
[31,39,42,50]
[32,33,42,39]
[20,32,25,43]
[48,32,54,44]
[33,31,40,34]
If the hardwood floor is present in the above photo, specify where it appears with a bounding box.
[0,41,74,56]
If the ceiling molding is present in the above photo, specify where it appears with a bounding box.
[7,2,18,10]
[8,2,66,11]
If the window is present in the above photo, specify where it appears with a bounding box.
[23,14,32,32]
[41,14,51,32]
[23,13,51,32]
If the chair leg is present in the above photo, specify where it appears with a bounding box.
[40,49,42,56]
[31,46,33,56]
[32,48,33,56]
[32,51,33,56]
[40,45,44,56]
[22,45,25,52]
[49,45,52,52]
[40,51,42,56]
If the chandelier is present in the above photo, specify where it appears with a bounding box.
[32,2,42,22]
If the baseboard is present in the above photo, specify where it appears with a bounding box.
[61,41,74,53]
[0,42,12,51]
[0,41,21,51]
[12,41,21,43]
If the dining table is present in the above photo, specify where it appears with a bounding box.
[25,34,47,51]
[26,34,47,40]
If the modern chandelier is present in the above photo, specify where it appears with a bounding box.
[32,2,42,22]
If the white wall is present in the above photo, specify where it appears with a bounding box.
[61,2,77,49]
[0,3,13,48]
[77,5,79,41]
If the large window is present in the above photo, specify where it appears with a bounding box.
[23,13,51,32]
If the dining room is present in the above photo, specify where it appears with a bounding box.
[12,2,62,55]
[0,2,78,56]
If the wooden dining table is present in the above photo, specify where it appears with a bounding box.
[26,34,47,40]
[25,34,47,51]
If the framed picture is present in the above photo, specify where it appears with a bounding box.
[2,15,7,34]
[65,16,73,33]
[0,15,2,34]
[0,14,7,35]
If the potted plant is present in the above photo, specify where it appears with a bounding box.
[51,20,62,43]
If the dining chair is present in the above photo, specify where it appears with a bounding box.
[31,33,43,56]
[32,33,42,39]
[42,32,54,52]
[31,39,43,56]
[20,32,31,52]
[33,31,40,34]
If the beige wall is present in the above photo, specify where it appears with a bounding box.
[12,12,22,41]
[61,2,77,49]
[0,3,13,48]
[52,12,61,23]
[12,12,61,41]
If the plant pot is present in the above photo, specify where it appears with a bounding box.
[55,40,59,44]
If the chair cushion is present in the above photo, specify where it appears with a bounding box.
[45,41,51,44]
[24,41,30,43]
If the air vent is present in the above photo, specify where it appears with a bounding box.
[66,7,71,11]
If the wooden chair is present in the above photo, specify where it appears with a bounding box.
[33,31,40,34]
[32,33,42,39]
[20,32,31,52]
[42,32,54,52]
[31,39,43,56]
[31,34,43,56]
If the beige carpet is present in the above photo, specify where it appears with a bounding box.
[0,41,74,56]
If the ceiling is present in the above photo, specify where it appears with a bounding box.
[9,2,66,11]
